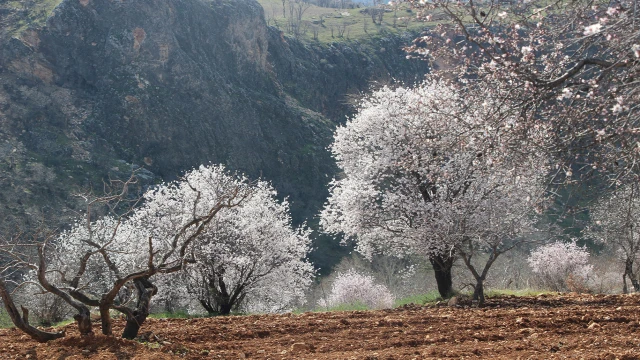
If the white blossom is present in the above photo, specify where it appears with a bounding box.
[583,23,602,36]
[528,242,593,292]
[521,46,533,56]
[318,269,394,309]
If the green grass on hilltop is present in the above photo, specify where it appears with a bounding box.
[3,0,63,36]
[3,0,432,43]
[256,0,428,43]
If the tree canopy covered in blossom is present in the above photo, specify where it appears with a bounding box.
[321,79,549,302]
[157,181,314,315]
[405,0,639,183]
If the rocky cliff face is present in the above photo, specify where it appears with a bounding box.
[0,0,427,268]
[267,28,427,123]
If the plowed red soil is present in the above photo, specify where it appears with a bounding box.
[2,293,640,359]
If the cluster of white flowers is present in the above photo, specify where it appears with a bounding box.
[528,242,593,292]
[583,23,602,36]
[45,164,313,319]
[407,0,640,187]
[318,269,394,310]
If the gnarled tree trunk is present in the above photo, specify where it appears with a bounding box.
[0,279,65,342]
[73,309,93,337]
[122,277,157,339]
[210,273,234,315]
[199,270,247,315]
[99,303,113,336]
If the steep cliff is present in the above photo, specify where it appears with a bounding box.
[0,0,428,269]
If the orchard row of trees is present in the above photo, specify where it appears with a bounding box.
[1,0,640,343]
[0,166,313,341]
[319,0,640,305]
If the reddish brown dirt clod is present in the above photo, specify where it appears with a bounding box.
[1,294,640,359]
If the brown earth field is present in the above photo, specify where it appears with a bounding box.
[1,293,640,359]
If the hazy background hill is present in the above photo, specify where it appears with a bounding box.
[0,0,428,272]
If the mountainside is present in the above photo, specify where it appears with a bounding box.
[0,0,428,269]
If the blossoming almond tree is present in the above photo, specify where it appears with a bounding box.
[452,161,547,304]
[528,241,593,292]
[159,182,314,315]
[321,80,549,302]
[587,183,640,293]
[405,0,640,183]
[318,269,395,310]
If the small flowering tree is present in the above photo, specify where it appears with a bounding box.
[319,269,394,310]
[454,165,547,305]
[164,183,314,315]
[587,183,640,293]
[528,241,593,292]
[321,79,549,302]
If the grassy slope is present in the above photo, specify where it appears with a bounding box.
[256,0,429,43]
[2,0,63,36]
